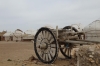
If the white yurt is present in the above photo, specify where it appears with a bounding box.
[23,30,36,41]
[12,29,24,41]
[83,20,100,41]
[44,25,54,29]
[69,23,84,32]
[3,32,13,41]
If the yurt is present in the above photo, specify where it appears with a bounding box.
[12,29,24,42]
[0,31,6,41]
[83,20,100,41]
[23,30,36,41]
[70,23,84,32]
[3,32,13,41]
[44,25,54,29]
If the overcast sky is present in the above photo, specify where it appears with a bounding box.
[0,0,100,32]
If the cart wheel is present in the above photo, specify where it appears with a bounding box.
[34,27,58,64]
[60,26,78,59]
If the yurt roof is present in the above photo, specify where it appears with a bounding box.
[0,31,6,36]
[14,29,23,33]
[24,30,36,35]
[83,20,100,32]
[13,29,24,37]
[3,32,12,36]
[44,25,54,29]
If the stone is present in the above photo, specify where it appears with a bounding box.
[89,55,93,58]
[76,45,100,66]
[37,62,43,65]
[28,55,37,62]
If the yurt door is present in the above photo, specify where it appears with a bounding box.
[0,36,1,41]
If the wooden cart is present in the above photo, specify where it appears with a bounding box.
[34,26,100,64]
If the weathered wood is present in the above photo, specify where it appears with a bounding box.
[58,35,79,41]
[59,40,93,44]
[52,29,84,35]
[76,39,100,44]
[58,31,84,36]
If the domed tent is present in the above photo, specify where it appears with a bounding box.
[0,31,6,41]
[23,30,36,41]
[3,31,12,41]
[44,25,54,29]
[12,29,24,41]
[83,20,100,41]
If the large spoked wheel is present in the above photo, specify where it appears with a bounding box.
[34,27,58,64]
[60,26,78,59]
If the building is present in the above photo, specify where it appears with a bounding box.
[83,20,100,41]
[0,31,6,41]
[12,29,24,42]
[3,32,13,41]
[22,30,36,41]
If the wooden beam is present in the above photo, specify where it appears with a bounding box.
[59,40,93,44]
[76,39,100,43]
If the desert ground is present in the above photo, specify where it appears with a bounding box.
[0,41,75,66]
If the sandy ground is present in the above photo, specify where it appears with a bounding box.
[0,41,75,66]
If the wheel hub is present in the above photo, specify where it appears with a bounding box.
[40,43,47,49]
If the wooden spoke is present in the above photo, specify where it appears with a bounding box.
[37,32,43,40]
[43,53,46,60]
[51,44,56,48]
[67,49,69,56]
[46,54,49,61]
[36,40,41,44]
[45,31,49,38]
[40,31,44,38]
[43,31,46,38]
[50,48,55,57]
[37,35,41,40]
[49,38,54,44]
[36,40,41,48]
[48,53,52,61]
[48,33,52,40]
[36,44,40,48]
[39,51,43,58]
[60,44,72,59]
[65,48,67,53]
[69,49,71,56]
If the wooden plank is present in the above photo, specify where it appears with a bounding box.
[59,40,92,44]
[58,31,85,35]
[76,39,100,43]
[66,40,91,44]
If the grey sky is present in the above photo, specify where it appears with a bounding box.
[0,0,100,31]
